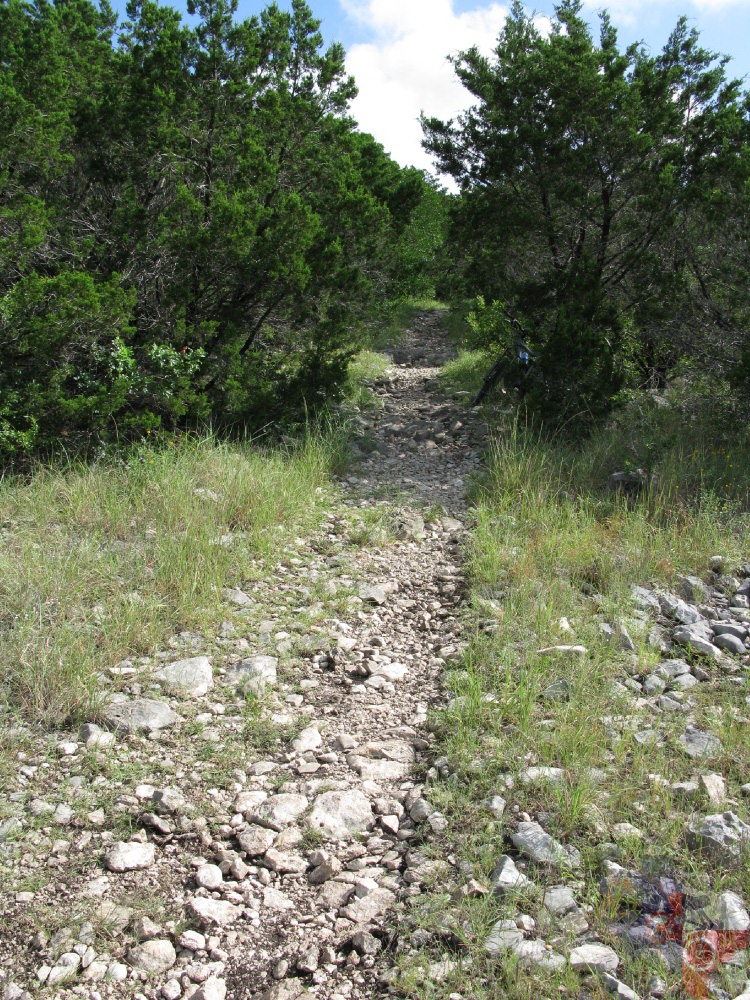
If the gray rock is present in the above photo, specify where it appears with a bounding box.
[0,817,22,842]
[227,655,278,696]
[657,659,692,678]
[542,678,572,702]
[126,939,176,974]
[543,884,578,915]
[632,586,660,612]
[484,920,523,956]
[570,943,620,973]
[153,656,213,697]
[673,627,722,661]
[187,897,241,928]
[685,812,750,860]
[676,575,707,603]
[511,821,581,868]
[658,593,704,625]
[104,697,181,734]
[669,672,698,690]
[680,726,722,759]
[490,855,533,894]
[485,796,507,819]
[714,633,746,656]
[359,584,387,605]
[643,674,667,696]
[633,729,663,746]
[601,974,642,1000]
[104,841,155,872]
[713,622,748,640]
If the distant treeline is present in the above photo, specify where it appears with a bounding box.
[0,0,447,461]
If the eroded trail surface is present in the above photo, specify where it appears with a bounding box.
[0,312,488,1000]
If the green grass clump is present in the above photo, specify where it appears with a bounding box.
[0,432,343,726]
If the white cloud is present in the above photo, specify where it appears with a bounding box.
[341,0,509,176]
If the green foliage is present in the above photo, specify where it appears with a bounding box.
[423,0,750,428]
[0,0,445,463]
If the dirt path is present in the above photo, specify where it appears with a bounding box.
[0,312,488,1000]
[223,312,486,1000]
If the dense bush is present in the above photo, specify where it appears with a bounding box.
[0,0,445,462]
[424,0,750,428]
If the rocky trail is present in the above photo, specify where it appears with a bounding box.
[0,313,489,1000]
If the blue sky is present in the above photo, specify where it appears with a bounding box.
[114,0,750,176]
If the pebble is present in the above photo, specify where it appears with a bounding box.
[195,865,223,890]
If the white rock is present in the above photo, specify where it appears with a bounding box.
[104,841,155,872]
[192,980,227,1000]
[195,864,223,890]
[307,790,373,840]
[178,930,206,951]
[292,725,322,753]
[126,939,176,974]
[718,891,750,931]
[537,645,588,658]
[700,773,726,804]
[162,980,182,1000]
[106,962,128,981]
[369,661,409,682]
[47,953,81,986]
[154,657,213,698]
[258,794,308,827]
[570,943,620,973]
[188,897,241,928]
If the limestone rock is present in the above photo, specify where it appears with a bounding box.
[188,897,241,928]
[258,794,308,827]
[680,726,723,759]
[153,656,213,697]
[685,812,750,860]
[195,864,223,890]
[126,940,176,974]
[237,826,276,856]
[227,655,278,696]
[192,980,228,1000]
[104,697,181,734]
[307,789,372,840]
[104,841,155,872]
[543,885,578,915]
[490,855,533,894]
[570,943,620,973]
[511,821,581,868]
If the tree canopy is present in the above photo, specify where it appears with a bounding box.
[0,0,445,461]
[423,0,750,425]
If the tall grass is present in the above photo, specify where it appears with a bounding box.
[0,431,345,726]
[410,407,750,1000]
